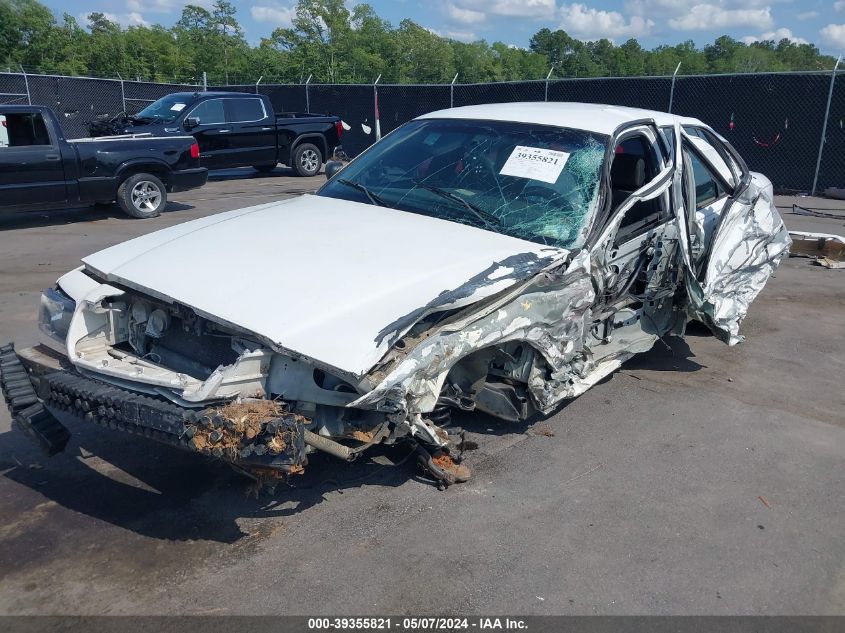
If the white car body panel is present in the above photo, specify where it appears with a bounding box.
[419,102,700,135]
[82,194,566,377]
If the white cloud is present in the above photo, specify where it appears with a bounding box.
[836,1,845,11]
[447,0,556,20]
[628,0,788,19]
[489,0,557,17]
[80,11,149,27]
[626,0,696,16]
[447,30,477,41]
[741,28,809,45]
[126,0,213,11]
[445,3,485,24]
[797,11,819,20]
[250,4,296,28]
[558,3,654,40]
[820,23,845,50]
[668,5,773,31]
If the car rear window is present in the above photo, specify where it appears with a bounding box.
[226,98,265,122]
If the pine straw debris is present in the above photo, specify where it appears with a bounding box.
[189,399,299,460]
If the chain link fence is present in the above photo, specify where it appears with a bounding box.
[1,68,842,193]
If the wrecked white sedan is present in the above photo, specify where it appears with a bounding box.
[2,103,789,488]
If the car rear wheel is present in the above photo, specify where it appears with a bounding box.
[293,143,322,177]
[117,173,167,219]
[253,163,277,174]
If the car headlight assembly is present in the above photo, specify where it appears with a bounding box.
[38,287,76,344]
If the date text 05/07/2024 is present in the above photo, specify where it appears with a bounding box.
[307,617,529,630]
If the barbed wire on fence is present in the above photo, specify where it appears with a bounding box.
[1,61,843,194]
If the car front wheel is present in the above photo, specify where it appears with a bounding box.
[117,173,167,219]
[293,143,322,177]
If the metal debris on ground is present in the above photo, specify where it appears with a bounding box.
[787,230,845,269]
[791,204,845,220]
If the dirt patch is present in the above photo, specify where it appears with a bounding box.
[431,453,457,469]
[430,453,471,483]
[218,400,284,436]
[532,423,555,437]
[190,400,299,460]
[350,430,375,443]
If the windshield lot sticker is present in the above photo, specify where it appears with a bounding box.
[500,146,570,184]
[170,103,186,112]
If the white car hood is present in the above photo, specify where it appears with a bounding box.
[82,195,566,377]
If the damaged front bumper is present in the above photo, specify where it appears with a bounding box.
[1,343,308,476]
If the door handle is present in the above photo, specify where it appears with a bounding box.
[261,127,273,131]
[45,153,60,161]
[218,129,231,133]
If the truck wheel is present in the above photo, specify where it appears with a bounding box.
[293,143,322,177]
[253,163,277,174]
[117,173,167,219]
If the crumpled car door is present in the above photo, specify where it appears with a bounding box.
[672,124,790,345]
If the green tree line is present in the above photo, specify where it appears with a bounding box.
[0,0,837,85]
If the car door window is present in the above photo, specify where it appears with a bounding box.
[189,99,225,125]
[685,149,724,209]
[1,112,52,147]
[683,126,736,188]
[611,134,666,234]
[225,98,266,122]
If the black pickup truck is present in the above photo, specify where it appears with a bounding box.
[0,105,207,219]
[91,92,344,177]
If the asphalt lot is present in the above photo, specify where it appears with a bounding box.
[0,168,843,615]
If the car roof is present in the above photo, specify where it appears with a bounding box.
[165,91,258,99]
[417,102,702,136]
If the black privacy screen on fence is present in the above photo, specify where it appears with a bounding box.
[671,73,834,194]
[1,70,841,192]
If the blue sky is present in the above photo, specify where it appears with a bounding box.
[42,0,845,57]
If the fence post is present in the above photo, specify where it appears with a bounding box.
[450,73,458,108]
[202,71,207,92]
[374,74,381,141]
[19,64,30,105]
[255,75,263,95]
[668,62,681,113]
[545,66,554,102]
[811,55,841,196]
[305,74,312,112]
[117,72,126,113]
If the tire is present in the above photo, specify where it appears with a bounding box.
[117,173,167,219]
[253,163,277,174]
[292,143,322,177]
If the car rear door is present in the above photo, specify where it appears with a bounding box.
[222,97,276,168]
[672,125,790,344]
[0,110,68,208]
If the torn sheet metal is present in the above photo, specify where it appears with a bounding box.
[680,177,790,345]
[351,250,593,417]
[788,231,845,269]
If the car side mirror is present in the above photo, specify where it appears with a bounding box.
[325,160,345,179]
[184,117,200,129]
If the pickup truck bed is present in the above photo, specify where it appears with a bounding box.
[1,105,207,219]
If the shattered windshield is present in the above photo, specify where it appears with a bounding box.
[318,119,608,248]
[135,94,194,123]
